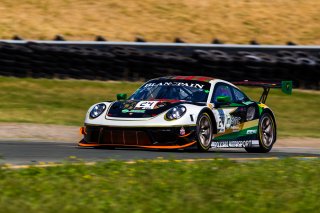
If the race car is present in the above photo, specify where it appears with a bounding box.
[79,76,292,153]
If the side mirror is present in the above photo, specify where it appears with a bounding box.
[216,95,231,104]
[117,93,127,100]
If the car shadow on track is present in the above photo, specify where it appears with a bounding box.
[77,146,245,153]
[77,146,320,158]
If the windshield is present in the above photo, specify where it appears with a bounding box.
[129,80,211,102]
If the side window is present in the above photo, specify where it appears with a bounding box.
[211,83,234,103]
[233,87,249,102]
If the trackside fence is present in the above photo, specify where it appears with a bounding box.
[0,40,319,89]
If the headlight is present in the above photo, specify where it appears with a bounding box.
[165,105,186,120]
[90,103,106,118]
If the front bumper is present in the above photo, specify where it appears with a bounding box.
[78,125,197,149]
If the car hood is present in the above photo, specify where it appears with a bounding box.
[107,100,185,118]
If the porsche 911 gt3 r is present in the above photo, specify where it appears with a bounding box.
[79,76,292,153]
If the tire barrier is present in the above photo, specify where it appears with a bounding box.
[0,41,319,89]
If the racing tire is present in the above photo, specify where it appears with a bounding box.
[245,113,276,153]
[196,112,213,151]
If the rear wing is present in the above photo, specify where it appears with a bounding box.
[232,80,292,103]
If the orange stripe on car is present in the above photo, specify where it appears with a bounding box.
[139,141,196,149]
[78,141,197,149]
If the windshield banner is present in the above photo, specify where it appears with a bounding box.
[143,81,209,90]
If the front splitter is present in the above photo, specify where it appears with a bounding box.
[78,139,196,149]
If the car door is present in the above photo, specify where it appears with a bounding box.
[228,86,254,132]
[210,83,248,135]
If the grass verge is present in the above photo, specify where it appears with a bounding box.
[0,159,319,213]
[0,77,319,138]
[0,77,141,126]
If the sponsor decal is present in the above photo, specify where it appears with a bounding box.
[154,102,168,109]
[122,101,137,110]
[225,114,232,129]
[217,111,241,132]
[217,109,225,125]
[122,109,146,113]
[135,101,158,109]
[211,140,259,148]
[144,82,205,89]
[180,127,186,136]
[246,129,257,134]
[217,109,225,133]
[230,116,241,131]
[231,116,241,126]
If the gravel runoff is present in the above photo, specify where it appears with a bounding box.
[0,123,81,143]
[0,123,319,148]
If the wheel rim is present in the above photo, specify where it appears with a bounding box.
[198,115,212,147]
[260,115,274,147]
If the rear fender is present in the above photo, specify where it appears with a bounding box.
[259,106,277,141]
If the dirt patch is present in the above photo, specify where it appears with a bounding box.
[0,123,81,143]
[274,138,320,149]
[0,123,319,148]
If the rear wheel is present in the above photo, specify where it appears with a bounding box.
[196,113,213,151]
[245,113,276,153]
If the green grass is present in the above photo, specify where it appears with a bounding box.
[0,76,319,138]
[0,77,141,126]
[0,159,319,213]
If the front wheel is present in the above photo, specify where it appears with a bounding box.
[245,113,276,153]
[196,112,213,151]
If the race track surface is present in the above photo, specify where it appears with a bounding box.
[0,141,319,165]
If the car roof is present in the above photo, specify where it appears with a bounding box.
[152,76,216,82]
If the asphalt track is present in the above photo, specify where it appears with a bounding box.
[0,141,319,165]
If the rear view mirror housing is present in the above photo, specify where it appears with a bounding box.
[216,95,231,104]
[117,93,127,100]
